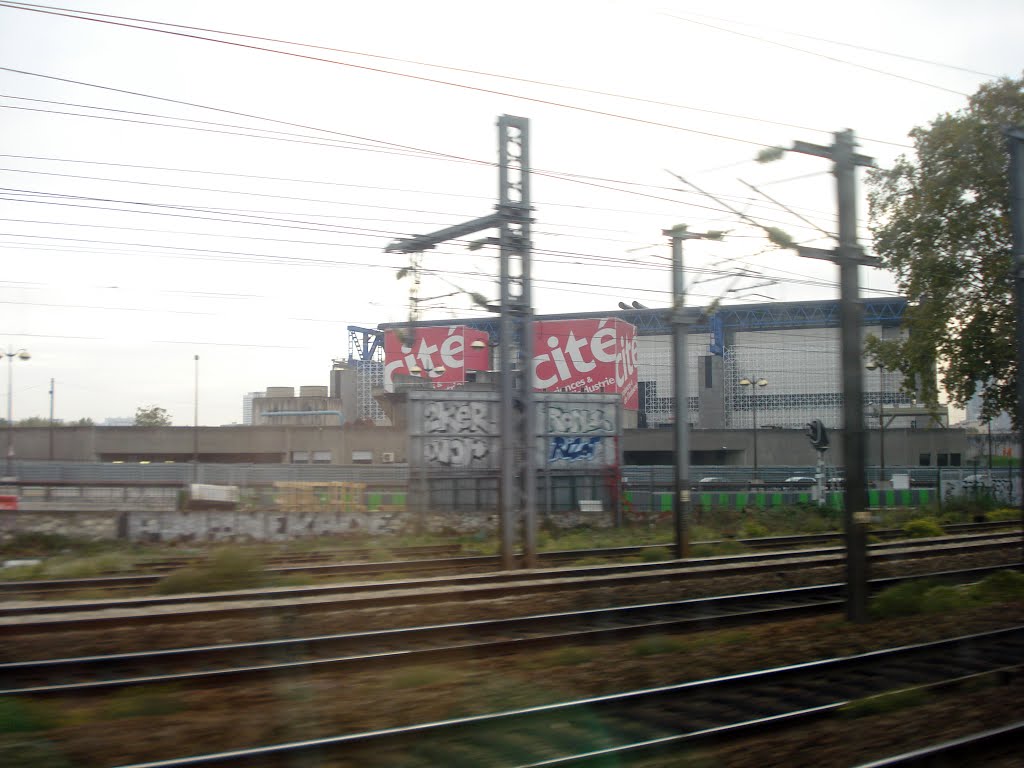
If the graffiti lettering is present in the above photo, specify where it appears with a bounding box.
[549,436,603,462]
[547,406,613,434]
[423,401,494,435]
[424,437,491,467]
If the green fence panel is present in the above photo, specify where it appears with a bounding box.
[735,493,747,507]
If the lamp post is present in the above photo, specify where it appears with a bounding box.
[4,347,31,478]
[866,360,887,484]
[738,377,768,481]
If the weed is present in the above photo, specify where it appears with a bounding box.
[155,547,265,594]
[385,665,458,689]
[630,635,687,657]
[919,585,973,614]
[869,580,935,619]
[902,518,944,538]
[0,700,59,733]
[986,508,1020,522]
[739,522,769,539]
[101,685,185,720]
[533,646,595,668]
[971,570,1024,603]
[639,547,671,562]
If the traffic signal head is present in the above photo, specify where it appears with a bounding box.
[805,419,829,451]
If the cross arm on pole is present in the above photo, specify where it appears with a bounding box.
[796,245,882,267]
[792,140,875,168]
[385,212,504,253]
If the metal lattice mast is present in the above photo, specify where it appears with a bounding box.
[385,115,535,569]
[497,116,536,569]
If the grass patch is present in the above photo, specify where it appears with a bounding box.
[870,571,1024,619]
[986,508,1020,522]
[532,646,596,668]
[0,699,60,734]
[630,635,688,657]
[902,517,944,538]
[841,687,930,718]
[385,665,460,690]
[155,547,266,594]
[639,547,671,562]
[689,540,749,557]
[100,685,185,720]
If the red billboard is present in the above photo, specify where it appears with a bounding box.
[383,326,490,391]
[531,318,638,410]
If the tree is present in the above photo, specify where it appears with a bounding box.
[866,75,1024,424]
[135,405,172,427]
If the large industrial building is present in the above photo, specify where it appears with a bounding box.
[342,296,939,433]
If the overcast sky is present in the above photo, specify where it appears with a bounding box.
[1,0,1021,426]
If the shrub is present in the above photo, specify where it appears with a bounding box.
[870,580,935,619]
[902,518,944,538]
[919,585,973,614]
[986,508,1020,522]
[155,547,265,594]
[739,522,769,539]
[971,570,1024,603]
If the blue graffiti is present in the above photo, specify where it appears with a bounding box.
[549,436,603,463]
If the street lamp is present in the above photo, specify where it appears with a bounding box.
[4,347,31,478]
[865,360,887,483]
[738,376,768,481]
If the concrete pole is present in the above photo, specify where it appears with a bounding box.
[835,129,870,623]
[666,226,690,559]
[1005,127,1024,563]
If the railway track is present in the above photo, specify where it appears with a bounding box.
[2,523,1017,600]
[0,533,1017,631]
[109,626,1024,767]
[1,565,1014,697]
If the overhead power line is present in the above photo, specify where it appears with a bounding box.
[0,3,915,148]
[661,12,970,96]
[0,3,775,148]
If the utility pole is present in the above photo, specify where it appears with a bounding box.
[387,115,535,570]
[792,130,878,623]
[193,355,199,483]
[48,378,54,461]
[1006,126,1024,565]
[664,225,721,559]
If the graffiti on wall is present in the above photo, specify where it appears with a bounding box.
[547,405,614,435]
[549,435,603,462]
[421,400,496,468]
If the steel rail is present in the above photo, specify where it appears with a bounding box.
[0,535,1017,633]
[851,720,1024,767]
[2,564,1015,698]
[2,521,1014,596]
[1,529,1016,605]
[110,627,1024,767]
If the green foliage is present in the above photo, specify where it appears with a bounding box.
[134,404,172,426]
[630,635,687,657]
[841,688,930,718]
[866,76,1024,424]
[902,517,944,538]
[739,521,769,539]
[971,570,1024,603]
[386,665,459,689]
[101,685,185,719]
[870,571,1024,619]
[0,700,60,733]
[689,540,748,557]
[155,547,265,594]
[986,508,1021,522]
[869,580,936,618]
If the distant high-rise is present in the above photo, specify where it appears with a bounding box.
[242,391,264,425]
